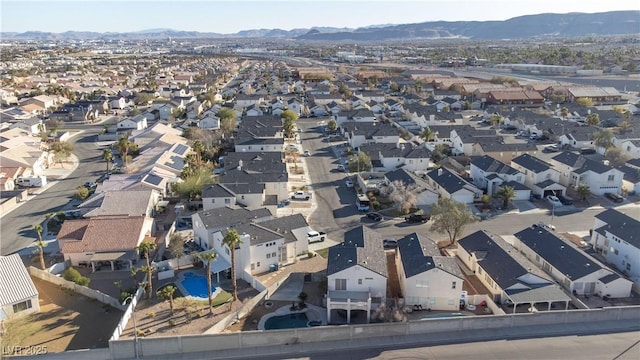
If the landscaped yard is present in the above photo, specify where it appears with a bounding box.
[1,277,123,353]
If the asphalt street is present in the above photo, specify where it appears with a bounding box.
[0,117,119,255]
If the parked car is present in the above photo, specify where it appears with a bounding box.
[383,238,398,249]
[345,179,354,188]
[303,149,311,156]
[534,222,556,231]
[307,230,326,243]
[604,192,624,203]
[543,145,559,153]
[84,181,97,188]
[366,212,383,222]
[404,214,430,223]
[291,191,312,200]
[545,195,563,207]
[337,164,346,172]
[557,194,573,205]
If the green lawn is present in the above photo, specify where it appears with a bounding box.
[315,247,329,258]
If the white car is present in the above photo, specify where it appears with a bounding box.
[345,179,354,188]
[545,195,563,207]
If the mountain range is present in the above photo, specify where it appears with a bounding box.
[2,11,638,41]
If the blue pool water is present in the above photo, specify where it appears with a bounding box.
[264,313,310,330]
[179,272,216,299]
[420,313,467,320]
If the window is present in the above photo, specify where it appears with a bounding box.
[335,278,347,291]
[358,279,362,285]
[272,252,276,258]
[257,262,261,267]
[251,263,255,271]
[211,199,215,203]
[12,299,32,313]
[266,253,270,259]
[224,198,231,204]
[627,263,631,271]
[607,175,614,182]
[241,195,245,200]
[451,281,457,289]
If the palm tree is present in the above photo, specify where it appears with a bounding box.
[102,148,113,173]
[420,127,435,142]
[495,186,516,209]
[156,285,177,315]
[136,240,157,299]
[576,183,590,202]
[116,137,133,168]
[33,224,46,270]
[198,252,219,315]
[222,229,242,301]
[192,140,205,165]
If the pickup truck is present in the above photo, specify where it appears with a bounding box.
[404,214,430,223]
[307,230,326,243]
[291,191,312,200]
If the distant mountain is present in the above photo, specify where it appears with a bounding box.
[1,11,638,41]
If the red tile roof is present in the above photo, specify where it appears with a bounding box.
[59,216,146,254]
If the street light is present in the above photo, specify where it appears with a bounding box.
[123,296,140,359]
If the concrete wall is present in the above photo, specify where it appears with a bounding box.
[108,306,640,360]
[28,267,123,310]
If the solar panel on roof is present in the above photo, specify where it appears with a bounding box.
[173,144,189,155]
[144,174,163,186]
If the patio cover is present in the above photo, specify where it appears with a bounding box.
[505,285,571,304]
[90,252,129,262]
[205,255,231,274]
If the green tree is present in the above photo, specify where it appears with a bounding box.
[48,141,74,164]
[168,233,186,269]
[575,97,594,107]
[560,107,569,120]
[389,180,417,215]
[495,185,516,209]
[347,152,372,172]
[281,109,299,123]
[586,113,600,126]
[115,137,137,169]
[134,93,154,106]
[137,240,157,299]
[222,229,242,301]
[327,119,338,133]
[74,186,89,200]
[218,108,237,134]
[593,129,613,149]
[129,108,141,116]
[576,183,590,201]
[283,116,296,138]
[430,198,477,247]
[33,224,46,270]
[102,148,113,173]
[156,285,177,315]
[198,251,219,315]
[420,127,435,142]
[175,166,215,200]
[490,114,503,126]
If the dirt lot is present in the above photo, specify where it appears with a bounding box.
[1,277,123,353]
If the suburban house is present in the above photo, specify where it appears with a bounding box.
[470,155,528,198]
[117,114,148,130]
[341,121,399,148]
[198,115,220,130]
[425,167,482,203]
[385,169,439,210]
[619,158,640,194]
[218,152,288,206]
[234,115,284,153]
[191,207,310,283]
[457,230,570,312]
[591,209,640,282]
[235,94,264,108]
[550,151,623,195]
[511,154,565,198]
[513,226,632,298]
[359,143,433,173]
[202,184,238,210]
[396,233,465,311]
[9,118,44,136]
[0,128,52,176]
[0,254,40,320]
[486,90,544,106]
[567,87,623,104]
[326,226,387,324]
[58,216,154,272]
[335,109,376,126]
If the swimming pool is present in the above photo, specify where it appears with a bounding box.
[264,313,309,330]
[420,313,467,320]
[179,272,216,299]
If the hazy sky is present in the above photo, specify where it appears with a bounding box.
[2,0,638,33]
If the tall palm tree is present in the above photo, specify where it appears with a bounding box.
[495,186,516,209]
[136,240,157,299]
[33,224,46,270]
[222,229,242,301]
[116,137,133,168]
[198,252,219,315]
[102,148,113,173]
[156,285,177,315]
[192,140,205,165]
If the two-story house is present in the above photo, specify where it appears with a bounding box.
[550,151,623,195]
[470,155,528,199]
[591,209,640,282]
[511,154,565,198]
[341,121,399,149]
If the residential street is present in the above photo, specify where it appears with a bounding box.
[0,118,118,256]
